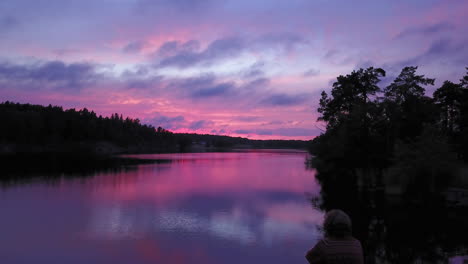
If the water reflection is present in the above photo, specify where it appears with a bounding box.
[0,151,322,264]
[0,154,170,188]
[311,164,468,263]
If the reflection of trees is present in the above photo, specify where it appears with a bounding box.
[311,164,468,263]
[0,154,169,187]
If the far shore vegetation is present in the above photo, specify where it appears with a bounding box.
[0,101,308,156]
[0,101,308,178]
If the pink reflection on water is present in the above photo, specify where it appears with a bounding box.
[0,151,323,264]
[84,151,324,248]
[93,152,320,202]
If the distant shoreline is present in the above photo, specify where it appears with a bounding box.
[0,101,311,159]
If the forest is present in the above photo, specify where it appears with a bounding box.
[0,102,176,154]
[0,102,308,156]
[311,66,468,172]
[309,67,468,263]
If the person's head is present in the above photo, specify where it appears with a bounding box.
[323,209,352,238]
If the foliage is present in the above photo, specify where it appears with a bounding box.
[178,133,309,149]
[311,65,468,173]
[318,67,385,130]
[311,66,468,263]
[0,102,310,155]
[433,81,463,134]
[383,66,434,105]
[390,126,458,190]
[0,102,175,153]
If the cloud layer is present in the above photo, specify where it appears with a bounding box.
[0,0,467,139]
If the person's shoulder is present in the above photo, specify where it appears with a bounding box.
[324,236,363,249]
[306,240,327,263]
[318,239,332,249]
[307,239,327,253]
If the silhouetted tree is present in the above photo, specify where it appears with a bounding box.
[318,67,385,130]
[0,102,176,154]
[383,66,436,140]
[457,68,468,160]
[461,67,468,88]
[316,67,386,168]
[433,81,463,134]
[384,66,434,104]
[311,65,465,185]
[310,66,468,263]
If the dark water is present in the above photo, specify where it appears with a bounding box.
[0,151,322,264]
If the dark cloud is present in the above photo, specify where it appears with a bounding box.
[0,60,101,90]
[426,38,452,55]
[234,129,251,134]
[190,82,234,98]
[256,32,307,51]
[255,129,274,135]
[148,114,185,130]
[352,37,468,89]
[168,75,236,98]
[171,75,269,99]
[171,75,215,89]
[260,93,309,106]
[244,78,269,89]
[242,61,265,79]
[395,22,455,39]
[322,49,355,66]
[157,40,200,57]
[234,129,273,136]
[158,37,244,68]
[393,38,468,69]
[233,116,260,122]
[274,127,316,137]
[303,68,320,77]
[243,69,264,79]
[324,49,339,59]
[125,76,163,89]
[263,120,284,125]
[158,52,201,68]
[156,33,305,69]
[234,127,316,137]
[122,41,146,54]
[119,65,165,89]
[189,120,214,130]
[147,115,214,131]
[157,41,178,56]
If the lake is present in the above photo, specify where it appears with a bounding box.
[0,150,323,263]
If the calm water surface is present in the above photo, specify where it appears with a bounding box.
[0,151,322,263]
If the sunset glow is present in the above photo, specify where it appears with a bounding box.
[1,0,467,139]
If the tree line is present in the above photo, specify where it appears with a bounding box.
[310,66,468,180]
[0,102,309,155]
[177,133,308,149]
[0,102,176,153]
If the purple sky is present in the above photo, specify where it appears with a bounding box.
[0,0,467,139]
